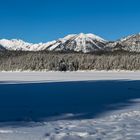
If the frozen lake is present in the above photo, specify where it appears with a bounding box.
[0,71,140,140]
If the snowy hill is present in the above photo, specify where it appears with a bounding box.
[0,39,31,51]
[1,33,140,53]
[106,33,140,52]
[0,44,6,51]
[46,33,107,53]
[0,39,56,51]
[0,33,107,53]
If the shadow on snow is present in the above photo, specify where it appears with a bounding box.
[0,80,140,122]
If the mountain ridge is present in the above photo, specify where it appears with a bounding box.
[0,33,140,53]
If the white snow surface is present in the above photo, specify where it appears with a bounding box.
[1,109,140,140]
[0,71,140,83]
[0,71,140,140]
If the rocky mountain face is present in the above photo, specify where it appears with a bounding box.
[106,33,140,52]
[46,33,107,53]
[0,39,56,51]
[0,44,6,51]
[0,33,140,53]
[0,33,107,53]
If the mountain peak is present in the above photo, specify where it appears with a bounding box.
[78,33,86,37]
[76,33,106,42]
[46,33,107,53]
[1,33,140,53]
[0,33,108,52]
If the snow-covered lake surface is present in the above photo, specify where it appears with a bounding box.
[0,71,140,140]
[1,71,140,83]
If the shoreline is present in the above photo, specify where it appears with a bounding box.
[0,71,140,83]
[0,69,140,72]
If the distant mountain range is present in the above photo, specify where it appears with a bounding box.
[0,33,140,53]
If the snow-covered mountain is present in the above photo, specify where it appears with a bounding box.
[0,33,107,53]
[106,33,140,52]
[1,33,140,53]
[0,39,56,51]
[46,33,107,53]
[0,44,6,51]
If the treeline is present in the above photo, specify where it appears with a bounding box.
[0,50,140,71]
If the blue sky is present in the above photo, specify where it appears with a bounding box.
[0,0,140,43]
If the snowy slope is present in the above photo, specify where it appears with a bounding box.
[0,33,107,53]
[106,33,140,52]
[0,39,31,51]
[1,33,140,53]
[0,39,56,51]
[46,33,107,53]
[0,44,6,51]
